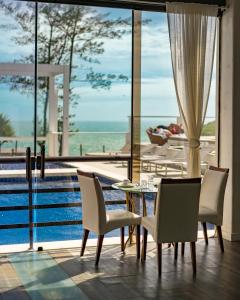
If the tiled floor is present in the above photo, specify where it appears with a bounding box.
[1,238,240,300]
[9,252,88,300]
[0,254,30,300]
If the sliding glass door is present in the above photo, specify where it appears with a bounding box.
[33,2,132,248]
[0,1,35,250]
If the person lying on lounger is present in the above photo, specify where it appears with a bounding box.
[153,126,172,139]
[155,123,184,135]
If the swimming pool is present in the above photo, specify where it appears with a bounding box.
[0,162,73,171]
[0,176,155,245]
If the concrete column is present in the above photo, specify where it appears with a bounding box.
[220,0,240,241]
[131,10,142,183]
[48,76,58,156]
[62,66,70,156]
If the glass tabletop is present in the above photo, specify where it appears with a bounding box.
[112,182,158,193]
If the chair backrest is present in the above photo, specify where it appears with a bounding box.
[77,170,106,234]
[199,166,229,225]
[155,178,201,243]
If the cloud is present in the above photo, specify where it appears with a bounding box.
[0,12,33,59]
[0,6,216,123]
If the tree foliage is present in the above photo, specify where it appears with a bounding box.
[202,121,215,136]
[0,113,15,137]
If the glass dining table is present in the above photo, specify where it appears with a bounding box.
[112,181,158,217]
[112,181,158,247]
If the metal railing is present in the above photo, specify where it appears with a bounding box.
[0,116,215,156]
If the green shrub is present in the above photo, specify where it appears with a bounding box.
[0,113,15,137]
[202,121,215,136]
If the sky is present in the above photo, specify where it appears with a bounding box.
[0,2,216,126]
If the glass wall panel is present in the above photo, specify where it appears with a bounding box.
[0,1,35,156]
[0,1,35,250]
[36,3,132,158]
[34,2,131,247]
[200,37,218,168]
[140,11,217,184]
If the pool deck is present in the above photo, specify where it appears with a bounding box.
[67,161,128,181]
[0,168,76,178]
[0,159,186,183]
[0,162,127,181]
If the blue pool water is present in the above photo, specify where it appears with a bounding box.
[0,175,155,245]
[0,162,73,171]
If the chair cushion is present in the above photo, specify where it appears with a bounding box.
[198,206,220,225]
[105,210,141,233]
[141,216,156,239]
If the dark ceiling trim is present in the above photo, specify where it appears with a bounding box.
[27,0,226,12]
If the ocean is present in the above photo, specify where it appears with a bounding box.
[8,118,177,155]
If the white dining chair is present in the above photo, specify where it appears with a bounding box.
[141,178,201,276]
[198,166,229,252]
[77,170,141,266]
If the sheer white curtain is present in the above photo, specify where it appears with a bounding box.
[167,2,218,177]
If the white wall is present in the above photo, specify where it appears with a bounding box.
[221,0,240,241]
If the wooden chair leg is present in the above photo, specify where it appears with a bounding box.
[216,225,224,253]
[80,229,89,257]
[174,242,178,260]
[157,243,162,277]
[120,227,124,252]
[202,222,208,245]
[181,242,185,256]
[141,228,148,262]
[95,235,104,266]
[136,225,140,259]
[190,242,197,275]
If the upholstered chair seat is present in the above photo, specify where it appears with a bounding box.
[105,210,141,233]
